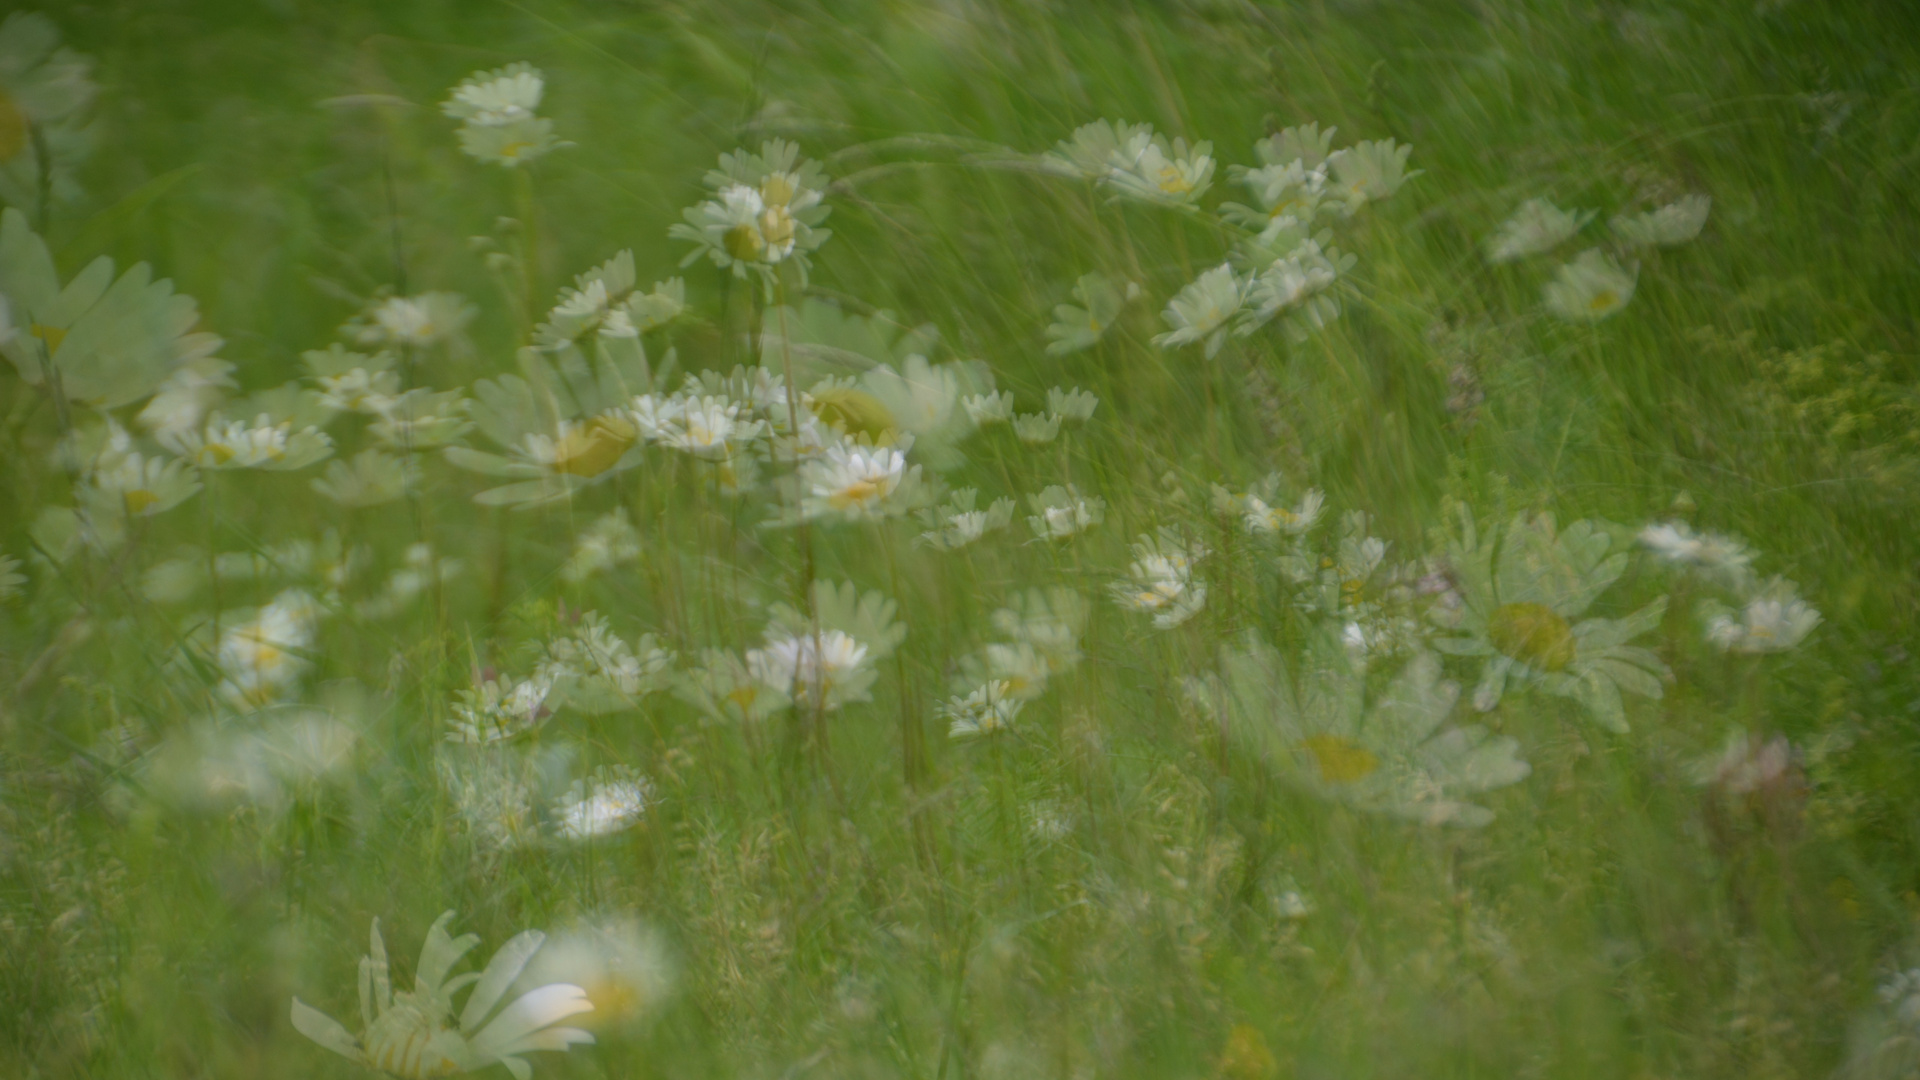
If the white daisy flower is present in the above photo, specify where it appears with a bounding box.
[1543,249,1637,322]
[314,366,403,414]
[670,140,831,289]
[1026,484,1104,540]
[1041,118,1156,180]
[1702,577,1820,654]
[1153,264,1248,359]
[1046,386,1099,422]
[455,116,558,168]
[518,413,642,480]
[1045,272,1135,356]
[1235,240,1345,338]
[943,681,1025,740]
[654,395,765,460]
[553,768,652,840]
[746,629,872,710]
[163,413,333,471]
[1611,194,1710,248]
[0,208,223,410]
[1249,122,1339,171]
[1432,508,1669,732]
[672,648,791,726]
[138,356,236,440]
[1193,637,1529,827]
[290,911,595,1080]
[1012,412,1061,445]
[1636,520,1755,588]
[1105,131,1215,206]
[962,390,1015,425]
[1327,138,1419,208]
[345,292,475,349]
[800,444,912,520]
[1111,534,1208,629]
[442,63,544,126]
[1244,488,1325,536]
[87,447,200,518]
[369,390,471,450]
[449,671,558,745]
[916,488,1016,551]
[216,589,321,710]
[1484,198,1595,264]
[1221,158,1332,230]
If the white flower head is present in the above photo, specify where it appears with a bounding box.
[800,444,913,521]
[1611,194,1710,248]
[962,390,1015,425]
[217,589,321,709]
[916,488,1016,551]
[1111,534,1209,629]
[1042,118,1156,180]
[87,448,200,518]
[1244,488,1325,536]
[1105,132,1215,206]
[943,681,1025,739]
[290,911,595,1079]
[1153,264,1249,359]
[1045,272,1134,356]
[443,63,545,126]
[1485,198,1595,264]
[1046,386,1099,423]
[1026,484,1104,540]
[449,671,558,745]
[1328,138,1419,208]
[554,768,652,841]
[1702,577,1820,654]
[747,629,871,710]
[345,292,475,349]
[1637,520,1754,588]
[1543,249,1637,322]
[1012,412,1061,445]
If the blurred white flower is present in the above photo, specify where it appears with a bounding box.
[1637,520,1754,588]
[217,589,321,709]
[443,62,544,126]
[163,413,334,471]
[1111,534,1208,629]
[962,390,1015,425]
[1012,412,1061,445]
[1543,250,1636,322]
[943,681,1025,739]
[291,911,595,1079]
[800,444,913,520]
[1154,264,1249,359]
[553,768,652,840]
[1027,484,1104,540]
[1702,577,1820,654]
[917,488,1016,551]
[1328,138,1419,208]
[1485,198,1594,263]
[1611,194,1710,248]
[1244,488,1324,536]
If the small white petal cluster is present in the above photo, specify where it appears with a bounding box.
[443,62,560,168]
[1703,577,1821,654]
[1637,520,1755,588]
[917,487,1016,551]
[163,412,334,471]
[942,680,1025,740]
[1611,194,1711,248]
[1543,250,1637,322]
[217,589,322,709]
[1027,484,1105,540]
[1111,534,1209,629]
[553,768,652,840]
[1485,198,1595,264]
[449,671,559,745]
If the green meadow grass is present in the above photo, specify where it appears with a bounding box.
[4,1,1920,1078]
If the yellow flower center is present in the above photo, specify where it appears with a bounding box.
[29,323,67,354]
[1588,290,1619,313]
[553,416,638,477]
[1487,602,1577,671]
[0,93,25,163]
[124,489,161,515]
[828,478,880,510]
[1218,1023,1277,1080]
[1299,734,1379,783]
[203,443,236,466]
[758,206,796,249]
[760,173,798,208]
[723,223,766,261]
